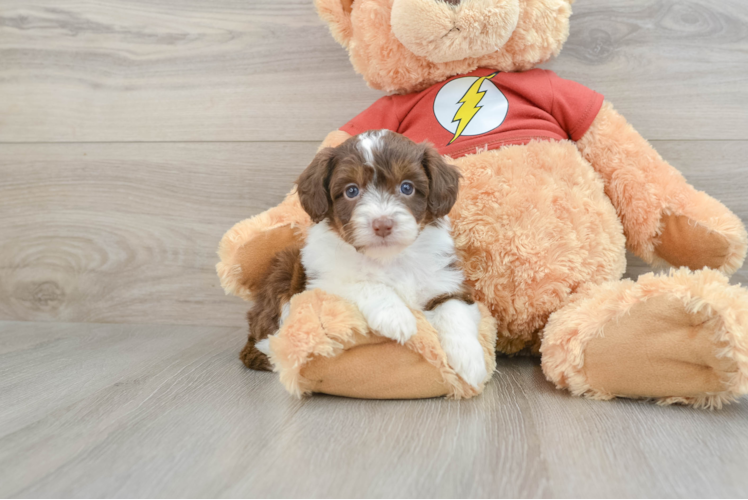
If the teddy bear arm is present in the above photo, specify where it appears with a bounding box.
[216,193,308,300]
[320,129,352,149]
[576,101,747,274]
[216,130,352,300]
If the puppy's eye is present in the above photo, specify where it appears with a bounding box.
[400,181,414,196]
[345,184,360,199]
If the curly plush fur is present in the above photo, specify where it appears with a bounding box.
[317,0,573,93]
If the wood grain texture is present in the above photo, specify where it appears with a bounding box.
[1,141,746,327]
[545,0,748,141]
[0,142,320,327]
[0,0,746,142]
[1,320,747,498]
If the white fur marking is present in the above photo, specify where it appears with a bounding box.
[425,299,487,389]
[255,338,271,356]
[280,302,291,324]
[356,130,387,167]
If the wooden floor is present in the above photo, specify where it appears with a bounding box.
[1,0,747,497]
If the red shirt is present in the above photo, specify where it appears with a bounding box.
[341,68,604,159]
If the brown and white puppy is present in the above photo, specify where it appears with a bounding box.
[244,131,487,388]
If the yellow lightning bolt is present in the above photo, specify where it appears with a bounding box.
[449,72,499,145]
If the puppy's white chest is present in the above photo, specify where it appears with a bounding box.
[363,259,423,305]
[303,222,463,310]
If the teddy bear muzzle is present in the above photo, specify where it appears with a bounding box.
[390,0,520,63]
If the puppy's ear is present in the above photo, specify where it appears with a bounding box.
[297,147,336,223]
[422,145,460,219]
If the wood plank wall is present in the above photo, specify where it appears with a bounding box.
[1,0,747,327]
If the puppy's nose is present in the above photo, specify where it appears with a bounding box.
[372,217,394,238]
[441,0,462,5]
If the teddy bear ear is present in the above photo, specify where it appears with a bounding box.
[314,0,355,48]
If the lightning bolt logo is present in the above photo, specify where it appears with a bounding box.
[449,72,499,145]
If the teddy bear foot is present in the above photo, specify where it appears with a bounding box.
[541,268,748,409]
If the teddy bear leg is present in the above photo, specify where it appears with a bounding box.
[578,102,747,274]
[541,269,748,408]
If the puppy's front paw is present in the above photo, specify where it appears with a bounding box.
[367,305,418,344]
[441,334,488,389]
[426,301,488,389]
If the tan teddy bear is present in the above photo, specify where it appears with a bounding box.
[218,0,748,407]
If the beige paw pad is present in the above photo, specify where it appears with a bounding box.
[584,295,737,399]
[654,214,731,271]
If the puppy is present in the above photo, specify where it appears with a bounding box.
[242,131,488,388]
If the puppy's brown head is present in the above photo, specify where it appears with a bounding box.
[297,131,460,259]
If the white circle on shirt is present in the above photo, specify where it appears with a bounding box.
[433,74,509,144]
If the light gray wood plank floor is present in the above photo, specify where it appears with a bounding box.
[1,0,748,497]
[2,320,748,498]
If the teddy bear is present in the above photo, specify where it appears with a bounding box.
[217,0,748,407]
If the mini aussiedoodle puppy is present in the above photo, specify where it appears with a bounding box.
[241,130,488,388]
